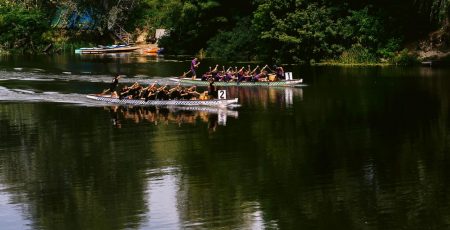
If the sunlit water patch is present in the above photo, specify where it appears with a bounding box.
[0,185,32,230]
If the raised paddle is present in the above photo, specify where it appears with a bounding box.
[250,65,260,74]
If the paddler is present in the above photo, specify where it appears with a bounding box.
[183,85,201,99]
[191,57,200,80]
[102,74,121,97]
[155,85,169,100]
[208,78,218,99]
[168,84,183,99]
[140,81,158,101]
[274,65,284,80]
[119,82,141,99]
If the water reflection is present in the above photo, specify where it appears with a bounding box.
[226,87,303,108]
[107,106,238,131]
[0,53,191,76]
[4,57,450,229]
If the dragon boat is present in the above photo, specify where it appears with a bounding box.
[170,77,305,87]
[86,94,239,107]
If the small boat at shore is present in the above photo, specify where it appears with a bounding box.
[170,77,305,87]
[75,45,139,54]
[86,94,239,107]
[144,47,164,55]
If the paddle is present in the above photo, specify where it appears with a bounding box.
[180,70,191,78]
[261,64,268,71]
[212,64,219,72]
[250,65,260,74]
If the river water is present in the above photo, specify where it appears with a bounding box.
[0,53,450,230]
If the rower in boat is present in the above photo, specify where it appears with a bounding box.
[168,84,202,100]
[252,65,269,82]
[118,85,130,99]
[182,86,201,99]
[201,67,212,81]
[208,79,218,99]
[119,82,142,99]
[168,84,183,100]
[235,67,245,82]
[274,65,284,80]
[224,66,234,82]
[155,85,169,100]
[140,82,158,101]
[210,64,219,81]
[249,65,260,82]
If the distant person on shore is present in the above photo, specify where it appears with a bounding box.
[191,57,200,80]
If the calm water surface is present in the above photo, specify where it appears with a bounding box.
[1,54,450,229]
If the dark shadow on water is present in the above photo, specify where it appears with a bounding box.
[106,105,238,131]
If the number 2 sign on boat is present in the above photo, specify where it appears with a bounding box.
[218,90,227,100]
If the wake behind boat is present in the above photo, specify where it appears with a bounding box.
[86,94,238,107]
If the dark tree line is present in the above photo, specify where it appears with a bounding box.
[1,0,449,63]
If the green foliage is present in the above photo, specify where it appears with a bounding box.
[0,3,49,53]
[391,49,419,65]
[129,0,183,30]
[377,37,402,60]
[252,1,346,63]
[156,0,254,54]
[341,7,384,49]
[0,0,449,64]
[206,18,258,60]
[339,44,377,64]
[156,0,201,54]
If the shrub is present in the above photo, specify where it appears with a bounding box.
[0,4,49,53]
[391,49,419,65]
[339,44,377,64]
[206,18,257,60]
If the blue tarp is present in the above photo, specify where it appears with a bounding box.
[52,7,95,30]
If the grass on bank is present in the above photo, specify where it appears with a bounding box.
[316,47,420,66]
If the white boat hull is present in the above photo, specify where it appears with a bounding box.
[86,94,238,107]
[170,78,306,87]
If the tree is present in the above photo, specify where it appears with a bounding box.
[0,3,49,52]
[252,0,348,62]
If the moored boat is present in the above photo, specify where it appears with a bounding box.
[170,77,305,87]
[144,47,164,54]
[86,94,239,107]
[75,45,139,54]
